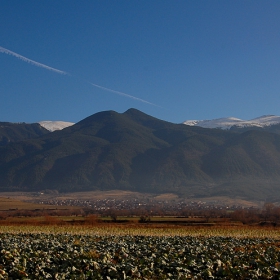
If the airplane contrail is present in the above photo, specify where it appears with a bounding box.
[0,45,159,106]
[89,82,159,106]
[0,46,68,75]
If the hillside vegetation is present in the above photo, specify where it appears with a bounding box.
[1,109,280,201]
[0,122,49,146]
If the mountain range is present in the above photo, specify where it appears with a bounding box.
[183,115,280,129]
[1,109,280,201]
[37,115,280,132]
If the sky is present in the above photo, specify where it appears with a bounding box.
[1,0,280,124]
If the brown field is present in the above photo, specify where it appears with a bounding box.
[0,223,279,239]
[0,196,80,212]
[0,213,249,228]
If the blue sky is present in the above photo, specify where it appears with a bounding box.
[1,1,280,124]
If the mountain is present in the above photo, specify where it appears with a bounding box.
[1,109,280,201]
[183,115,280,130]
[0,120,74,146]
[39,121,75,132]
[0,122,50,146]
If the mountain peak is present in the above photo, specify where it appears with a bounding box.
[124,108,142,114]
[39,121,74,132]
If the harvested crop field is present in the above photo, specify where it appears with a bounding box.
[0,225,280,279]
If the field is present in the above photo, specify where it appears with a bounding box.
[0,191,263,208]
[0,197,79,211]
[0,193,279,279]
[0,224,280,279]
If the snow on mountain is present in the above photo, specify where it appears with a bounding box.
[183,115,280,129]
[39,121,74,132]
[250,115,280,125]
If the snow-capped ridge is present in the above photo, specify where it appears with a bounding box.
[183,115,280,129]
[249,115,280,126]
[39,121,74,132]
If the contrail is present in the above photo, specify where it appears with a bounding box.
[0,46,68,75]
[89,82,159,106]
[0,45,158,106]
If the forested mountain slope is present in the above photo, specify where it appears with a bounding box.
[1,109,280,201]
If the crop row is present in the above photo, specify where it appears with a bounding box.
[0,231,280,279]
